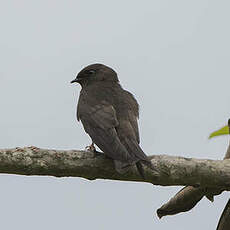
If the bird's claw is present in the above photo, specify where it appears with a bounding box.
[85,143,96,153]
[85,144,104,157]
[28,146,40,152]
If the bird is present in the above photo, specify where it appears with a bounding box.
[71,63,152,178]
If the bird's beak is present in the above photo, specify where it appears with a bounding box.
[70,78,80,84]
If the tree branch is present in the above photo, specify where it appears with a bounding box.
[157,121,230,219]
[0,146,230,189]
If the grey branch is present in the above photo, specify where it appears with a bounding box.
[157,122,230,220]
[0,146,230,189]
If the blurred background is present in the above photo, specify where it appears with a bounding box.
[0,0,230,229]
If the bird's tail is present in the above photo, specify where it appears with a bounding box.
[118,138,155,178]
[136,161,145,179]
[114,160,146,178]
[114,160,132,174]
[114,159,153,179]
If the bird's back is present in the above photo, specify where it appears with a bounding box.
[77,82,140,143]
[77,82,150,164]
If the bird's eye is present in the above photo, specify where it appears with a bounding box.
[88,70,96,75]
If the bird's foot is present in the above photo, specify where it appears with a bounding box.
[28,146,40,152]
[85,143,96,153]
[85,143,104,157]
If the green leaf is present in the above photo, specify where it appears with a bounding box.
[209,125,229,139]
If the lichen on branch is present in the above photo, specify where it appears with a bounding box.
[0,146,230,190]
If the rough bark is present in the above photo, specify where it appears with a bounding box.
[157,142,229,218]
[0,146,230,189]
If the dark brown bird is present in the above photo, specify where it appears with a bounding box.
[71,63,152,177]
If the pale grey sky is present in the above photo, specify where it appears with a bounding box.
[0,0,230,229]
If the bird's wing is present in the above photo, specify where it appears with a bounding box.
[116,116,149,162]
[123,90,140,143]
[127,110,140,143]
[79,102,134,163]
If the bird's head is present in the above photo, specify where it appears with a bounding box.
[71,63,119,87]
